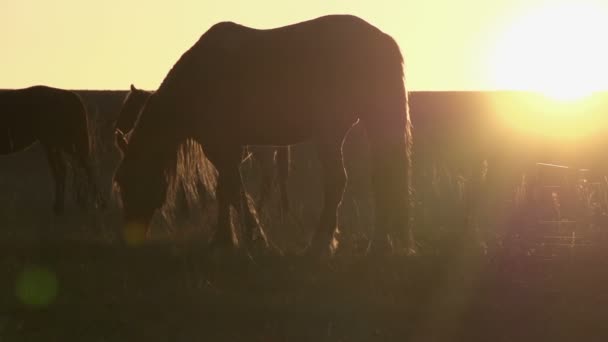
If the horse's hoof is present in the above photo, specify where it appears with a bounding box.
[305,236,339,258]
[247,238,283,258]
[209,246,240,264]
[242,225,270,247]
[207,238,239,260]
[97,196,108,211]
[208,236,237,251]
[365,238,394,257]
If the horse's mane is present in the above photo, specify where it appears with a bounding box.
[160,137,217,224]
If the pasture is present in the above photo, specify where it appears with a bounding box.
[2,90,608,341]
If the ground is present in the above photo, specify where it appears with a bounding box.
[2,237,608,342]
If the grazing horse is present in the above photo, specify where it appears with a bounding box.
[0,86,104,214]
[114,84,291,213]
[113,15,412,255]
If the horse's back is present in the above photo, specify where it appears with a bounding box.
[1,86,85,116]
[162,15,400,94]
[0,86,88,154]
[198,15,396,71]
[169,16,399,130]
[206,15,385,45]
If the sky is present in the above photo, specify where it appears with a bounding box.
[1,0,607,91]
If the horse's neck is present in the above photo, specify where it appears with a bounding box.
[131,116,185,155]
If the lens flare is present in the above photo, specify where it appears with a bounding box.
[15,266,58,309]
[124,222,148,246]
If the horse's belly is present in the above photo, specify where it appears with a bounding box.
[237,127,311,146]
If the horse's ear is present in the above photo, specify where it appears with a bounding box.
[130,84,137,92]
[115,129,129,157]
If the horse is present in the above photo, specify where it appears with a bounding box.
[113,15,412,255]
[0,85,104,214]
[114,84,291,214]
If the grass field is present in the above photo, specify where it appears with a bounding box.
[2,91,608,341]
[3,240,608,341]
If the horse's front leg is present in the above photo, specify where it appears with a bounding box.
[210,168,240,249]
[208,146,269,250]
[239,187,269,250]
[230,158,269,249]
[307,139,347,257]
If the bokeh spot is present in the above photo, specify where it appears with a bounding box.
[15,266,58,309]
[124,222,147,246]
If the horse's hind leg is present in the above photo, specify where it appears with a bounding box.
[308,139,347,257]
[45,147,66,215]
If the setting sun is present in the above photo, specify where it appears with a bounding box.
[488,2,608,101]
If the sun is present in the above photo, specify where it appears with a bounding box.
[488,2,608,101]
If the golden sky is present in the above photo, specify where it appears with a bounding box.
[1,0,607,91]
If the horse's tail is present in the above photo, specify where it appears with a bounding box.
[360,33,413,252]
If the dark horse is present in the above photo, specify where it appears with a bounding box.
[114,84,291,213]
[0,86,103,214]
[114,15,412,255]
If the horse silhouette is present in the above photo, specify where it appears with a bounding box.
[113,15,412,255]
[114,84,291,214]
[0,85,104,214]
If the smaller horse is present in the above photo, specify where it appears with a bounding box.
[114,84,291,213]
[0,86,104,214]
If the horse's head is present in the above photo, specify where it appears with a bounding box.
[113,149,169,240]
[114,84,152,156]
[113,97,170,239]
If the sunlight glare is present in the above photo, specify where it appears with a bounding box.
[488,2,608,101]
